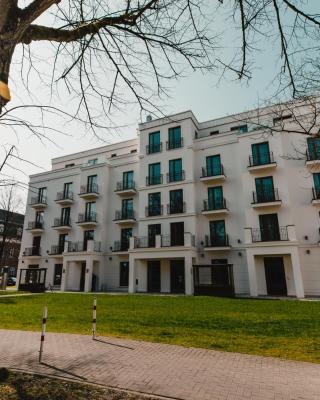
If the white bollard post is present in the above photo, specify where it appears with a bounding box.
[92,297,97,340]
[39,305,47,363]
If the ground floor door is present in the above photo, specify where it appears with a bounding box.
[148,261,161,292]
[170,260,185,293]
[80,263,86,291]
[264,257,287,296]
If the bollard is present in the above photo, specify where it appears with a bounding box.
[92,297,97,340]
[39,305,47,363]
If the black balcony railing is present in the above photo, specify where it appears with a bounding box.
[53,217,71,227]
[312,187,320,200]
[30,196,47,205]
[205,234,229,247]
[77,212,97,223]
[161,234,184,247]
[145,205,163,217]
[94,242,101,252]
[251,226,288,242]
[166,137,183,150]
[115,181,136,192]
[248,151,275,167]
[80,183,99,195]
[50,244,64,255]
[114,209,135,220]
[27,221,44,230]
[113,240,130,252]
[24,247,41,256]
[203,198,227,211]
[146,174,163,186]
[167,202,186,215]
[68,242,84,252]
[166,170,185,183]
[56,191,74,201]
[134,236,156,248]
[201,165,224,178]
[146,142,162,154]
[306,149,320,161]
[252,188,280,204]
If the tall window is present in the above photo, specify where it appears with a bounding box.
[255,176,275,202]
[148,224,161,247]
[87,175,97,192]
[206,155,222,176]
[120,228,132,250]
[35,211,44,228]
[208,186,224,210]
[85,202,96,220]
[168,126,182,149]
[84,230,94,250]
[38,187,47,203]
[122,199,134,218]
[148,192,161,216]
[259,214,280,241]
[313,173,320,198]
[307,137,320,161]
[168,158,183,182]
[251,142,271,166]
[170,222,184,246]
[148,162,161,185]
[58,233,68,252]
[119,262,129,287]
[209,220,226,246]
[123,171,134,189]
[61,207,71,225]
[32,236,41,255]
[169,189,184,214]
[63,182,73,198]
[148,131,161,153]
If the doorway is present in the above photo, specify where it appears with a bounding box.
[264,257,287,296]
[170,260,185,293]
[80,263,86,291]
[147,261,161,292]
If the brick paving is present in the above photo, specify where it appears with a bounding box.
[0,329,319,400]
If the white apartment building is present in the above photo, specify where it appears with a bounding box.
[17,104,320,298]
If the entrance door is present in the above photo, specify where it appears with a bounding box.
[264,257,287,296]
[80,263,86,291]
[147,261,161,292]
[170,260,185,293]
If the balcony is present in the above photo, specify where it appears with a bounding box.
[204,234,231,250]
[146,143,162,154]
[201,199,229,216]
[26,221,44,234]
[306,150,320,169]
[79,184,99,199]
[30,196,47,209]
[113,210,136,224]
[23,247,41,257]
[166,137,183,150]
[146,175,163,186]
[167,202,186,215]
[161,234,184,247]
[76,212,97,228]
[145,205,163,217]
[251,189,282,208]
[134,236,156,249]
[112,240,130,252]
[247,152,277,172]
[251,226,289,243]
[312,187,320,206]
[115,181,136,196]
[52,217,72,231]
[166,171,185,183]
[67,241,101,253]
[55,191,74,205]
[200,165,226,183]
[49,244,64,256]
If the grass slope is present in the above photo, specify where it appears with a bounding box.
[0,294,319,363]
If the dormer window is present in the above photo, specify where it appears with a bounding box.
[210,130,220,135]
[88,158,98,166]
[273,115,292,126]
[111,153,117,158]
[230,124,248,133]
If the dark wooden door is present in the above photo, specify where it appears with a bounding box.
[80,263,86,291]
[264,257,287,295]
[147,261,161,292]
[170,260,185,293]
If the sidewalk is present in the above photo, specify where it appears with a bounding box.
[0,329,319,400]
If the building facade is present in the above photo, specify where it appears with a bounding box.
[17,105,320,297]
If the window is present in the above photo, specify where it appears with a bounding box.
[61,207,71,225]
[170,222,184,246]
[120,228,132,250]
[273,114,291,126]
[168,159,183,182]
[148,192,161,216]
[121,199,134,219]
[307,137,320,161]
[259,214,280,241]
[313,173,320,198]
[210,130,220,135]
[123,171,134,190]
[32,236,41,255]
[111,153,117,157]
[209,220,227,246]
[35,211,44,228]
[148,162,161,185]
[38,187,47,203]
[58,233,68,252]
[54,264,63,285]
[255,177,275,202]
[119,262,129,287]
[230,124,248,133]
[87,175,97,192]
[88,158,98,166]
[208,186,224,210]
[205,155,222,176]
[85,202,96,220]
[148,131,161,154]
[84,230,94,250]
[251,142,271,166]
[148,224,161,247]
[169,189,184,214]
[130,149,137,153]
[168,126,182,149]
[65,163,75,168]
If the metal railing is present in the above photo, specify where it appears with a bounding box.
[30,196,47,205]
[201,164,224,178]
[248,151,274,167]
[167,202,186,214]
[113,240,130,252]
[114,209,135,220]
[205,234,229,247]
[166,170,185,183]
[203,198,227,211]
[145,205,163,217]
[56,191,74,201]
[50,245,64,255]
[252,188,280,204]
[80,183,99,194]
[115,181,136,191]
[77,212,97,223]
[24,247,41,256]
[68,242,84,252]
[94,242,101,252]
[27,221,44,230]
[146,142,162,154]
[134,236,156,248]
[312,187,320,200]
[161,234,184,247]
[146,174,163,186]
[166,137,183,150]
[53,217,71,227]
[251,226,288,242]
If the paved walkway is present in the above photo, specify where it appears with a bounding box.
[0,330,319,400]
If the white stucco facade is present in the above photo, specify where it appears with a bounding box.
[17,103,320,297]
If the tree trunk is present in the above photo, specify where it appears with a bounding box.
[0,41,15,114]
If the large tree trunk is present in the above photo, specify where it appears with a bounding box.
[0,42,15,113]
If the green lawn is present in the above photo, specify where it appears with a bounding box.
[0,293,319,363]
[0,290,29,296]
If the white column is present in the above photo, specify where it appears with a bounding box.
[128,254,136,293]
[184,254,193,295]
[184,233,192,247]
[84,257,94,292]
[246,251,258,297]
[155,235,161,248]
[287,225,297,241]
[60,259,68,291]
[87,240,94,252]
[129,237,135,250]
[291,248,305,298]
[244,228,252,244]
